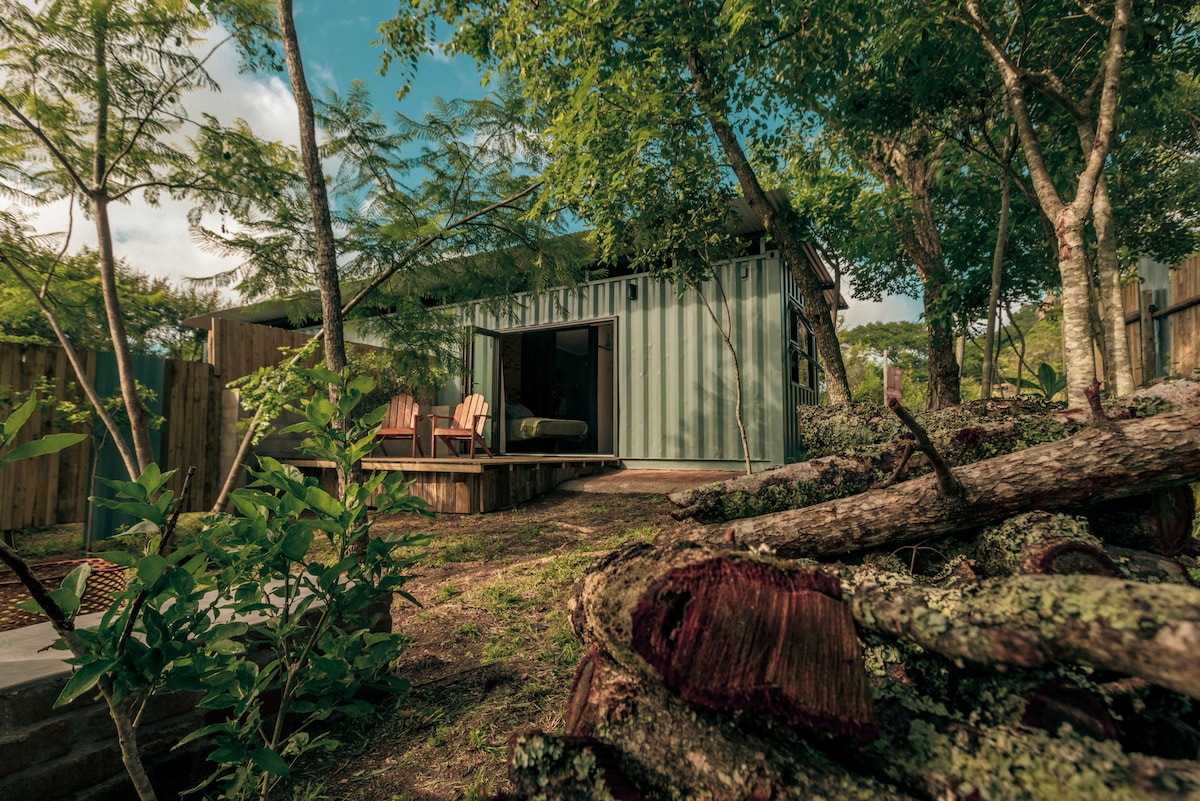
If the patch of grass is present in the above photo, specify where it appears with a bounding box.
[457,621,482,637]
[594,523,661,550]
[432,584,462,603]
[477,584,523,615]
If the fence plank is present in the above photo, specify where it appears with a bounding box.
[1169,255,1200,376]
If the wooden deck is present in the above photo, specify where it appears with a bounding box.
[286,454,621,514]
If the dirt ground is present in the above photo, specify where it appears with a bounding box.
[289,489,684,801]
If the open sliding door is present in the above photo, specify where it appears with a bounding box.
[466,327,502,453]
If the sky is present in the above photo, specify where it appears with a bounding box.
[19,0,922,329]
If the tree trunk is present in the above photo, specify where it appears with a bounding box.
[276,0,364,522]
[90,7,153,476]
[1094,173,1135,395]
[981,170,1011,399]
[667,453,884,522]
[960,0,1131,409]
[849,572,1200,700]
[856,684,1200,801]
[683,48,851,406]
[276,0,346,378]
[667,404,1200,558]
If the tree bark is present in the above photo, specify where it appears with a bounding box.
[981,166,1011,399]
[856,685,1200,801]
[666,404,1200,558]
[960,0,1132,408]
[1093,173,1136,395]
[91,7,153,476]
[863,134,961,409]
[850,573,1200,700]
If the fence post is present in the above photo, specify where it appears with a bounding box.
[1140,289,1156,384]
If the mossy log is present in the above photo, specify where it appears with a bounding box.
[856,686,1200,801]
[1107,545,1196,585]
[666,454,883,522]
[561,647,913,801]
[569,543,876,738]
[972,511,1120,577]
[506,732,650,801]
[666,405,1200,559]
[849,572,1200,699]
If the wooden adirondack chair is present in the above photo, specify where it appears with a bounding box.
[430,394,494,457]
[376,394,423,457]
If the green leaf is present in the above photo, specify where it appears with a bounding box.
[55,659,117,706]
[0,432,87,467]
[2,396,37,442]
[279,528,314,561]
[137,553,169,585]
[249,747,290,776]
[61,562,91,601]
[303,486,344,518]
[305,396,335,428]
[47,587,81,618]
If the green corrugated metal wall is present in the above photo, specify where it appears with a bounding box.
[460,255,793,470]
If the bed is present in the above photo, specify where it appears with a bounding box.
[504,402,589,443]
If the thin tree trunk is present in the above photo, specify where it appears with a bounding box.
[689,268,752,474]
[1093,172,1135,394]
[275,0,346,378]
[91,7,153,475]
[0,542,159,801]
[981,171,1011,399]
[276,0,363,529]
[0,256,140,480]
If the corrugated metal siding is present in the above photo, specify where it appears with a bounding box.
[457,257,788,467]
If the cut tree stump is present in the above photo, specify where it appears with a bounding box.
[569,544,876,739]
[849,572,1200,699]
[665,405,1200,559]
[563,646,913,801]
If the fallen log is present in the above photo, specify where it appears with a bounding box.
[506,731,650,801]
[972,511,1119,577]
[666,454,882,522]
[569,544,876,739]
[664,404,1200,559]
[849,572,1200,700]
[1107,545,1196,585]
[856,685,1200,801]
[561,647,913,801]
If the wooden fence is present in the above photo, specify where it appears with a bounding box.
[0,318,388,532]
[0,343,223,531]
[1123,254,1200,384]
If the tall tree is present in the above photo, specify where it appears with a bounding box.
[0,0,219,475]
[435,0,854,405]
[949,0,1135,407]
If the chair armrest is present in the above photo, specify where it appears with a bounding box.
[428,413,454,424]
